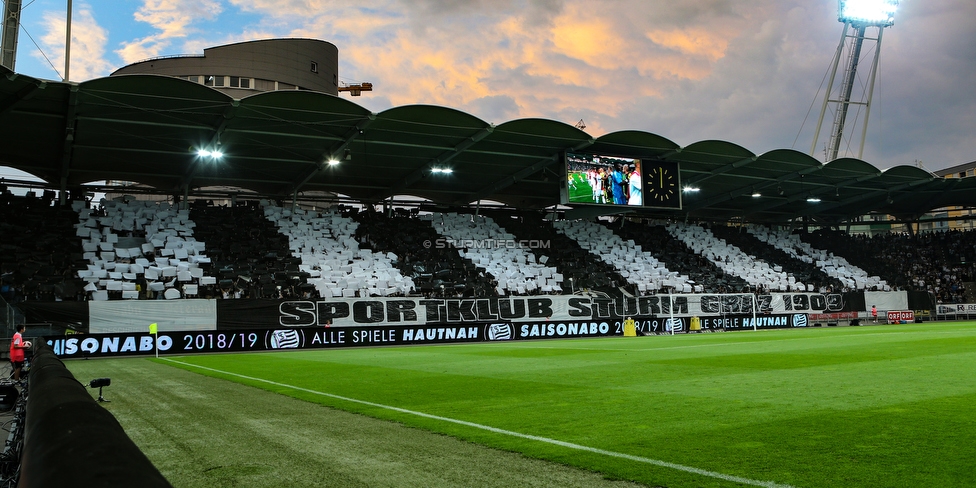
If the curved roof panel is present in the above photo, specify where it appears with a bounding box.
[592,130,680,157]
[1,71,973,223]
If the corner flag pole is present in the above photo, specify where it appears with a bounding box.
[149,323,158,358]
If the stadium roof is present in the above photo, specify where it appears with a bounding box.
[2,66,975,224]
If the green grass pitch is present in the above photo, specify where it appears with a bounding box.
[67,322,976,487]
[568,172,596,203]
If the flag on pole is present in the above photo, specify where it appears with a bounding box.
[149,323,158,358]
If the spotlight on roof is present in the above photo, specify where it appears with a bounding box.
[196,149,223,159]
[807,196,822,203]
[751,191,762,198]
[683,186,700,193]
[431,168,453,174]
[327,159,340,166]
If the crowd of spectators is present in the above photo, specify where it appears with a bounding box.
[707,224,843,293]
[802,229,976,303]
[3,186,976,305]
[0,187,86,303]
[352,208,500,298]
[190,200,318,300]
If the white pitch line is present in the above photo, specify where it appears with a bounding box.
[162,358,795,488]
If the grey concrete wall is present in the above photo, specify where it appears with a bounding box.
[112,38,339,96]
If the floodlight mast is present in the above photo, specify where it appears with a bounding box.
[810,0,897,162]
[0,0,22,70]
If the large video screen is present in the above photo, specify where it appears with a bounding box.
[564,152,681,209]
[565,152,644,206]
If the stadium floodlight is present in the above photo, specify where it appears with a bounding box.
[683,186,700,193]
[196,149,223,159]
[838,0,898,27]
[807,196,822,203]
[431,168,453,174]
[327,158,340,166]
[812,1,896,162]
[751,190,761,198]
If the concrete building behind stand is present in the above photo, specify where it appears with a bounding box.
[111,38,339,97]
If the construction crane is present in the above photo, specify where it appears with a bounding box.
[338,82,373,96]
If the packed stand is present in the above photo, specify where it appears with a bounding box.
[0,189,85,302]
[190,200,313,299]
[666,222,804,292]
[481,210,631,296]
[264,203,415,298]
[554,219,693,294]
[352,209,497,297]
[707,224,843,293]
[802,229,976,303]
[746,225,884,291]
[74,198,214,300]
[613,221,751,294]
[430,212,563,295]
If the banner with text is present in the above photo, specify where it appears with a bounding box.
[47,319,626,358]
[936,303,976,316]
[216,293,847,329]
[48,312,815,359]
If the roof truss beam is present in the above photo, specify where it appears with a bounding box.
[684,165,826,212]
[57,85,80,202]
[287,113,376,195]
[0,77,45,116]
[463,138,595,204]
[794,177,939,220]
[376,125,495,200]
[683,155,758,186]
[739,169,885,217]
[178,100,240,191]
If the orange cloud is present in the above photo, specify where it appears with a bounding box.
[194,1,752,129]
[645,28,729,62]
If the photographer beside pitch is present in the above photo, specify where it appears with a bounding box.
[10,324,31,381]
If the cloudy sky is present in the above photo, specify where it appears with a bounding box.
[6,0,976,172]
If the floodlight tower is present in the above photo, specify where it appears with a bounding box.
[810,0,898,161]
[1,0,22,70]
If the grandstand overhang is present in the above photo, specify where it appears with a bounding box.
[2,66,975,223]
